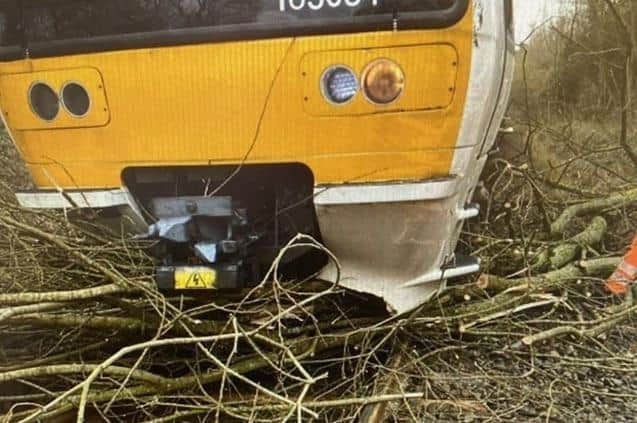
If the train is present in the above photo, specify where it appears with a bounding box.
[0,0,514,313]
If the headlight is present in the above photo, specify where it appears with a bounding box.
[320,65,359,105]
[28,82,59,121]
[362,59,405,105]
[61,82,91,117]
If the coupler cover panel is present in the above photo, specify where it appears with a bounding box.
[156,265,241,291]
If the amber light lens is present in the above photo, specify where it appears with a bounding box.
[362,59,405,105]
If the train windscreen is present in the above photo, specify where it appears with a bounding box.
[0,0,467,59]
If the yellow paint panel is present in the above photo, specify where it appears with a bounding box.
[302,44,457,116]
[0,6,473,189]
[174,267,217,290]
[0,67,109,130]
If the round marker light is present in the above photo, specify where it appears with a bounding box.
[28,82,59,121]
[362,59,405,105]
[61,82,90,117]
[321,65,359,105]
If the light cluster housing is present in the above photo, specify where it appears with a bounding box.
[320,58,405,106]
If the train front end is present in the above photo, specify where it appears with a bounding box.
[0,0,514,313]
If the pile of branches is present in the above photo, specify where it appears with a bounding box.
[1,154,637,423]
[0,186,390,422]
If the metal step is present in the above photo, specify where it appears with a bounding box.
[402,255,481,288]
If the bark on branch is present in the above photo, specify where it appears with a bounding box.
[0,283,144,306]
[534,216,607,271]
[551,189,637,235]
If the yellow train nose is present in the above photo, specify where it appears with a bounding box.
[0,0,515,312]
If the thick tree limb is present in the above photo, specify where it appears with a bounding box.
[549,216,608,269]
[0,283,145,306]
[551,188,637,236]
[446,257,620,320]
[7,313,154,334]
[359,343,408,423]
[0,364,169,386]
[0,302,65,323]
[531,216,607,272]
[0,339,113,373]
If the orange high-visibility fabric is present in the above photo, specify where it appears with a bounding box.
[624,233,637,268]
[606,270,632,295]
[606,232,637,295]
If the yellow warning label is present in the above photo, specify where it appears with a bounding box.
[174,267,217,290]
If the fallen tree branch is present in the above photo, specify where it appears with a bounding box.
[459,296,561,332]
[0,339,113,373]
[551,188,637,236]
[360,341,409,423]
[7,313,154,334]
[480,256,619,295]
[520,293,636,347]
[532,216,608,272]
[143,393,427,423]
[0,364,169,386]
[0,283,145,306]
[0,215,136,289]
[0,302,65,323]
[443,257,620,321]
[13,329,370,422]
